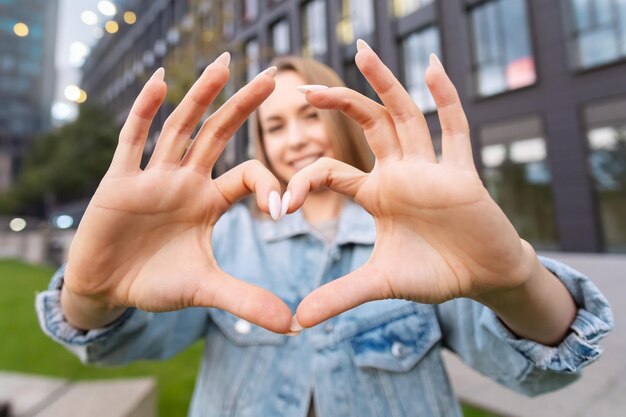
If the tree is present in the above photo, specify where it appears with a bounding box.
[0,104,118,215]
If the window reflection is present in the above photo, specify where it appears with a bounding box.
[470,0,536,97]
[242,0,259,23]
[271,19,290,56]
[585,98,626,252]
[480,117,557,248]
[337,0,375,45]
[401,26,440,112]
[245,39,260,82]
[567,0,626,69]
[393,0,434,17]
[302,0,328,61]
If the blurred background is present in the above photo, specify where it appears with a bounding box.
[0,0,625,416]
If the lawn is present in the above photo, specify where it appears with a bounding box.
[0,260,502,417]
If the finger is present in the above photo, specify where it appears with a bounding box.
[110,68,167,174]
[302,87,402,161]
[425,55,474,170]
[294,264,385,328]
[213,160,282,219]
[355,40,436,161]
[195,271,293,334]
[285,157,367,214]
[182,67,277,172]
[147,52,231,168]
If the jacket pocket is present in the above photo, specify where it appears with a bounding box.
[209,309,287,346]
[348,304,441,372]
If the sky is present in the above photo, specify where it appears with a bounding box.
[52,0,113,126]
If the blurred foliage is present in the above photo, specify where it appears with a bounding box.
[0,104,118,215]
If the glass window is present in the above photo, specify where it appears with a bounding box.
[245,39,260,82]
[567,0,626,69]
[222,1,235,38]
[585,98,626,252]
[242,0,259,23]
[393,0,434,17]
[302,0,328,61]
[469,0,536,97]
[401,26,440,112]
[337,0,375,45]
[271,19,290,56]
[480,117,558,248]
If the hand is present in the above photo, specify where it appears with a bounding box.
[287,42,540,329]
[62,55,293,333]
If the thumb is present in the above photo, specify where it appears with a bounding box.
[294,263,386,329]
[284,157,367,214]
[194,270,293,334]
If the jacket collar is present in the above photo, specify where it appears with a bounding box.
[259,199,376,245]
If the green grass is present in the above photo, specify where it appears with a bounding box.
[1,260,501,417]
[0,260,202,417]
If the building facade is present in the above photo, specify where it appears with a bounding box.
[80,0,626,253]
[0,0,59,192]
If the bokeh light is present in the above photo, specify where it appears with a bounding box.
[13,22,29,37]
[9,218,27,232]
[97,1,117,17]
[105,20,119,34]
[64,85,81,101]
[123,11,137,25]
[81,10,99,25]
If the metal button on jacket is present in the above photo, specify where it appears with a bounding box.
[234,319,252,335]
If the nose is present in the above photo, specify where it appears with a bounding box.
[286,120,307,149]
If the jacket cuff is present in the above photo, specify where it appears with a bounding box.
[35,265,135,346]
[481,255,614,374]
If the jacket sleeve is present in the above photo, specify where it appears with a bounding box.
[436,255,614,396]
[35,265,211,366]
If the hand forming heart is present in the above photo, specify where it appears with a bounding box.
[62,43,564,340]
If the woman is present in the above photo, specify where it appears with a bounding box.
[37,41,612,417]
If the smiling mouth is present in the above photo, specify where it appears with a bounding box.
[290,154,322,171]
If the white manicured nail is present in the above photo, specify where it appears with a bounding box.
[286,330,301,337]
[269,191,281,221]
[290,316,303,333]
[296,84,329,94]
[261,66,278,78]
[429,53,443,69]
[214,51,231,67]
[151,67,165,80]
[356,39,370,52]
[280,191,291,218]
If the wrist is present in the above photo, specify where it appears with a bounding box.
[61,284,126,331]
[474,239,540,309]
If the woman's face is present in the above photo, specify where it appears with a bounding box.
[258,70,336,183]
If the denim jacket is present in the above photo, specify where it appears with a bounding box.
[36,201,613,417]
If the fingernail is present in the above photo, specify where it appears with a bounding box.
[289,315,303,333]
[429,53,443,69]
[261,66,278,78]
[296,84,329,94]
[269,191,281,221]
[356,39,370,52]
[214,51,231,67]
[280,191,291,218]
[151,67,165,81]
[286,330,301,337]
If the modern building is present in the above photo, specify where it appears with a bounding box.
[0,0,59,192]
[80,0,626,253]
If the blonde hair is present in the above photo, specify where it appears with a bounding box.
[250,56,373,181]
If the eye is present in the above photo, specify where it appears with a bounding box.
[305,111,319,120]
[266,124,283,133]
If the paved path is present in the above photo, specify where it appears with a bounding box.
[0,372,155,417]
[445,252,625,417]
